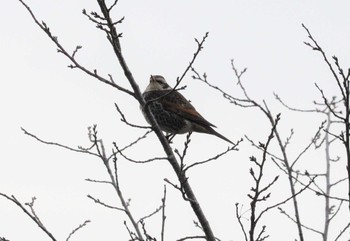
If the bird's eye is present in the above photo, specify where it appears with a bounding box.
[156,80,166,88]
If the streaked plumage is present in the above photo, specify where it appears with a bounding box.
[141,75,233,144]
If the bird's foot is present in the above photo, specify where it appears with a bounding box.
[165,133,176,144]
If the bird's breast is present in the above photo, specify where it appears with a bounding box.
[141,91,193,134]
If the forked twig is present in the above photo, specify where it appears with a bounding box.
[0,193,57,241]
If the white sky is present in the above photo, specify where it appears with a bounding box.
[1,0,350,240]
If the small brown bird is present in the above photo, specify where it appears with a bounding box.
[141,75,233,144]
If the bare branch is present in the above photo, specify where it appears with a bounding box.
[315,84,345,121]
[105,129,152,162]
[137,205,163,224]
[115,103,151,129]
[192,67,249,105]
[87,194,125,211]
[164,178,195,203]
[82,9,106,26]
[96,1,217,238]
[85,178,112,185]
[113,142,167,163]
[18,0,135,98]
[21,127,99,157]
[302,23,346,100]
[274,92,319,113]
[278,207,323,236]
[108,0,119,12]
[124,221,138,241]
[140,220,157,241]
[18,0,220,239]
[235,203,248,241]
[291,121,325,168]
[161,185,167,241]
[0,193,57,241]
[175,32,209,89]
[334,222,350,241]
[184,139,242,172]
[107,152,144,240]
[331,177,348,187]
[177,236,207,241]
[174,132,192,169]
[245,136,283,162]
[66,220,91,241]
[248,114,280,240]
[257,177,316,223]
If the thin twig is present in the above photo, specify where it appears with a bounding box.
[113,142,167,163]
[0,193,57,241]
[184,139,242,172]
[66,220,91,241]
[175,32,209,89]
[87,194,125,211]
[115,103,151,129]
[21,127,99,157]
[106,129,153,162]
[18,0,135,98]
[278,207,323,235]
[302,24,346,100]
[291,121,325,168]
[248,114,280,241]
[334,222,350,241]
[177,236,207,241]
[85,178,112,185]
[137,205,163,224]
[235,203,248,241]
[192,68,248,104]
[161,185,167,241]
[256,177,316,223]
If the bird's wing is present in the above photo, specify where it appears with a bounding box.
[162,91,217,128]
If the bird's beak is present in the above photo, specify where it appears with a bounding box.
[150,75,155,83]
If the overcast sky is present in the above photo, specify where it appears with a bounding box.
[1,1,350,240]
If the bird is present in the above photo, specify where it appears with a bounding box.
[141,75,233,144]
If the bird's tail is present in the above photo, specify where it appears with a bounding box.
[211,129,234,145]
[193,124,233,144]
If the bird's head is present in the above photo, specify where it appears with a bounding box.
[144,75,171,92]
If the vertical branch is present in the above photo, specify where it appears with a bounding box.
[88,126,146,240]
[96,0,143,101]
[248,114,280,241]
[194,63,306,241]
[95,2,216,239]
[161,185,167,241]
[109,148,144,240]
[18,0,216,239]
[235,203,249,241]
[274,95,346,241]
[323,110,332,241]
[269,114,305,241]
[344,82,350,210]
[303,24,350,208]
